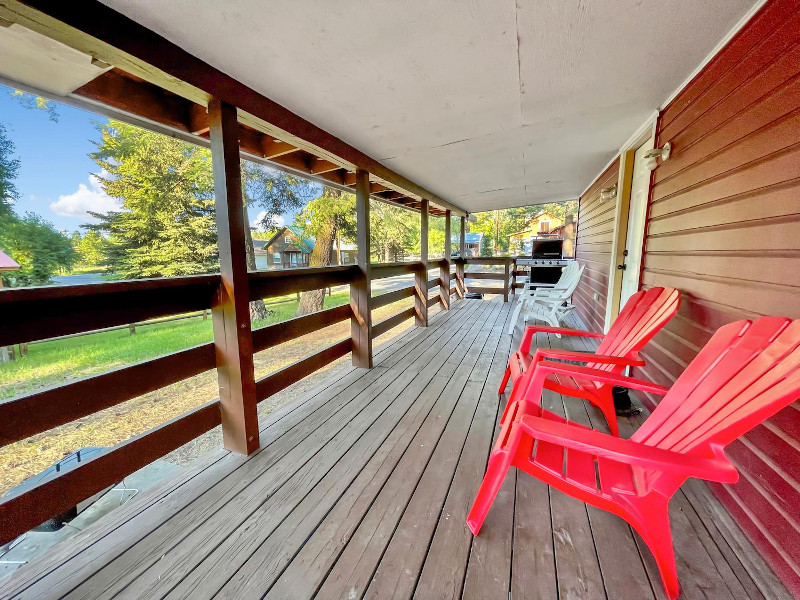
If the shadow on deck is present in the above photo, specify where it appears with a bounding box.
[0,296,789,600]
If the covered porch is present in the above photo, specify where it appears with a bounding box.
[0,296,787,600]
[1,0,799,598]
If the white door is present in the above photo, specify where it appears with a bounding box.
[618,137,655,307]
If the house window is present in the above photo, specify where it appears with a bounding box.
[539,221,550,233]
[285,235,291,243]
[273,253,281,263]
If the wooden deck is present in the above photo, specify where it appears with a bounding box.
[1,296,789,600]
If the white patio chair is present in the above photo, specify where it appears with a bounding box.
[507,262,584,335]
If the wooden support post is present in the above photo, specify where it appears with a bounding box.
[416,198,429,327]
[351,169,373,368]
[503,261,510,303]
[457,215,466,297]
[511,258,517,296]
[208,98,259,456]
[440,209,451,309]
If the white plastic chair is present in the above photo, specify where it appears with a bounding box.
[507,262,584,335]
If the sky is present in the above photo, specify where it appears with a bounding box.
[0,84,303,234]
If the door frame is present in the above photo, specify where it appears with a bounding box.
[603,112,658,331]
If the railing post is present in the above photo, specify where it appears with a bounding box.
[440,209,451,309]
[511,258,517,296]
[415,198,429,327]
[456,215,466,298]
[351,169,373,368]
[208,98,259,456]
[503,260,510,302]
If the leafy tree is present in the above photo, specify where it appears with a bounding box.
[73,229,106,269]
[0,123,74,286]
[8,90,59,122]
[0,213,75,286]
[0,123,20,222]
[369,201,419,262]
[294,187,356,315]
[88,120,218,278]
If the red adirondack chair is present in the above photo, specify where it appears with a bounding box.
[469,317,800,599]
[498,286,680,436]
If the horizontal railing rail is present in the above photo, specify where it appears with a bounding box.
[249,264,358,299]
[370,286,415,310]
[255,338,353,400]
[0,274,221,347]
[252,304,352,353]
[372,307,417,338]
[370,261,423,280]
[0,342,216,447]
[0,400,221,543]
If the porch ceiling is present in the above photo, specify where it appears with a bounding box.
[99,0,755,212]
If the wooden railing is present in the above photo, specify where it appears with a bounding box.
[456,257,515,302]
[0,266,363,544]
[0,258,461,544]
[368,259,453,338]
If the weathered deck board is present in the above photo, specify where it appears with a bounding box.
[0,298,784,600]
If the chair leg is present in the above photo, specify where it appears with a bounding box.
[597,388,620,437]
[498,365,512,395]
[639,501,680,600]
[507,301,523,336]
[467,449,513,535]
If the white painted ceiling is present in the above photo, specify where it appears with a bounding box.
[101,0,754,213]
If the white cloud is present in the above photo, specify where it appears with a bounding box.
[251,211,284,230]
[50,171,122,220]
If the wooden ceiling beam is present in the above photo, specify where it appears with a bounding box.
[310,158,342,175]
[72,69,432,210]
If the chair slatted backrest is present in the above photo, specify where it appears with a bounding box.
[588,287,680,373]
[632,318,800,455]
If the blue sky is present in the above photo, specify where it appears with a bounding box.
[1,84,307,233]
[1,84,112,233]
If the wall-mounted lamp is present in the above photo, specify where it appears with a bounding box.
[643,142,671,171]
[599,185,617,203]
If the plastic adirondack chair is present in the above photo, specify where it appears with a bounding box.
[469,317,800,599]
[498,287,680,436]
[507,263,585,334]
[507,262,581,335]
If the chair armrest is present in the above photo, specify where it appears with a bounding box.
[532,348,645,367]
[518,326,604,357]
[535,361,670,395]
[518,416,739,484]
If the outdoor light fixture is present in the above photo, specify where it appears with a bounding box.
[468,214,477,222]
[599,185,617,203]
[643,142,671,171]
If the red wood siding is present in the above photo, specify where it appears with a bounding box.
[574,159,619,333]
[639,0,800,593]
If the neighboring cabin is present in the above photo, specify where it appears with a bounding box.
[508,211,564,254]
[254,226,357,270]
[450,232,483,257]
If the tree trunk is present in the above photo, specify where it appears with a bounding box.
[296,219,337,315]
[242,202,270,321]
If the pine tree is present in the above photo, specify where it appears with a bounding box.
[88,121,218,278]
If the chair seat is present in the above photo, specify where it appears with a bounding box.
[503,404,640,500]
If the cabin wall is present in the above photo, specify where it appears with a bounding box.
[587,0,800,593]
[573,159,620,333]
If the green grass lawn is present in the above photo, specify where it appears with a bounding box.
[0,290,351,400]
